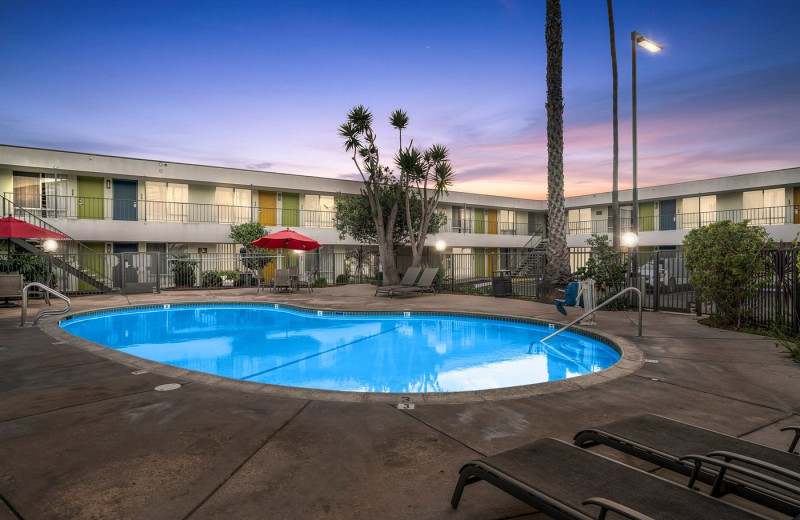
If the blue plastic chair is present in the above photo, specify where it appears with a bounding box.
[555,282,580,316]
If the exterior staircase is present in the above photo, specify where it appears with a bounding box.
[2,195,114,293]
[513,235,547,277]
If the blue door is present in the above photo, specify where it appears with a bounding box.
[660,199,676,230]
[113,179,137,221]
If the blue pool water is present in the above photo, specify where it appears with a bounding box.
[60,305,620,393]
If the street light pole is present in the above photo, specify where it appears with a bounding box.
[631,31,662,239]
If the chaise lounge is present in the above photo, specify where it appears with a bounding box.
[451,437,769,519]
[391,266,438,298]
[573,414,800,517]
[375,266,421,297]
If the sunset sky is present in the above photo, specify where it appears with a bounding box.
[1,1,798,200]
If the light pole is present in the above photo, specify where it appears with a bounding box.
[631,31,662,238]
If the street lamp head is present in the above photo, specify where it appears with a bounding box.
[632,31,663,53]
[621,232,639,249]
[435,240,447,252]
[42,239,58,253]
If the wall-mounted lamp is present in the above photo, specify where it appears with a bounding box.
[106,243,112,253]
[277,193,282,202]
[106,179,111,189]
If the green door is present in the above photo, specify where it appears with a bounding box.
[474,209,485,234]
[474,247,485,277]
[282,193,299,227]
[78,177,104,219]
[639,202,655,231]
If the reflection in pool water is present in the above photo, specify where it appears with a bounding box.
[60,305,620,393]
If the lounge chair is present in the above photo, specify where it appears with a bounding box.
[451,437,766,519]
[375,266,421,297]
[0,272,23,307]
[271,269,293,293]
[391,267,438,298]
[573,414,800,517]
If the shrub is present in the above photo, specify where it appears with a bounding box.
[202,270,223,288]
[313,277,328,288]
[574,234,627,308]
[171,255,198,287]
[335,273,348,285]
[682,220,771,328]
[220,270,241,286]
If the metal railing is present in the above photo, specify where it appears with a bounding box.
[540,287,642,342]
[569,204,799,235]
[20,282,71,326]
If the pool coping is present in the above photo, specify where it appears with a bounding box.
[42,301,646,404]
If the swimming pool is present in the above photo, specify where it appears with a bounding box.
[59,304,620,393]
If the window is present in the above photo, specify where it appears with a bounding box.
[146,181,188,221]
[304,194,335,227]
[568,208,592,234]
[498,210,516,234]
[215,187,251,224]
[681,195,716,228]
[744,189,785,224]
[12,171,68,217]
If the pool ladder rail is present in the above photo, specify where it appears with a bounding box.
[20,282,71,327]
[540,286,642,343]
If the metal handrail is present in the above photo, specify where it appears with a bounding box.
[21,282,71,326]
[540,286,642,342]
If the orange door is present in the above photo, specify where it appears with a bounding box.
[258,191,277,226]
[794,188,800,224]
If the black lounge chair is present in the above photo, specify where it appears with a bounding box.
[573,414,800,517]
[451,437,768,519]
[375,266,421,297]
[391,266,438,298]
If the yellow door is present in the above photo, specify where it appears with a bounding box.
[258,191,277,226]
[488,210,498,234]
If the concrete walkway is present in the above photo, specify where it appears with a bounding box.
[1,285,798,519]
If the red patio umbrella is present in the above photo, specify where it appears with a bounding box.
[251,228,321,251]
[0,216,68,240]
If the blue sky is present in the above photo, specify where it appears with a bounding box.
[1,0,798,199]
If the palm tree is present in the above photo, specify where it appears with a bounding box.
[543,0,571,289]
[607,0,621,251]
[390,109,409,152]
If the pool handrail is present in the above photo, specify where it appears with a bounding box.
[20,282,71,326]
[540,286,642,343]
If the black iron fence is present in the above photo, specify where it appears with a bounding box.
[2,245,796,333]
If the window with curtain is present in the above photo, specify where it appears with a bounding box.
[12,172,68,217]
[216,187,251,224]
[146,181,188,221]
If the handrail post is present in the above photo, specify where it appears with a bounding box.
[20,282,71,327]
[541,286,642,342]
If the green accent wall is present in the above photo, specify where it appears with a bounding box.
[78,242,106,291]
[474,209,485,234]
[474,247,485,277]
[639,202,655,232]
[281,193,299,226]
[78,177,104,219]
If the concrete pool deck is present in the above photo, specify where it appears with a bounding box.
[1,285,799,519]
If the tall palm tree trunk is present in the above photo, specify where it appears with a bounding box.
[543,0,571,289]
[608,0,621,251]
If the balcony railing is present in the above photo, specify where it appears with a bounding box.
[3,193,546,237]
[568,205,799,235]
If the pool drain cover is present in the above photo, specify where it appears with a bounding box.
[154,383,182,392]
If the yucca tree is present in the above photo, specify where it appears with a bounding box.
[339,105,402,284]
[395,142,454,267]
[543,0,571,288]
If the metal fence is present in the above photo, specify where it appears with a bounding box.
[2,246,796,333]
